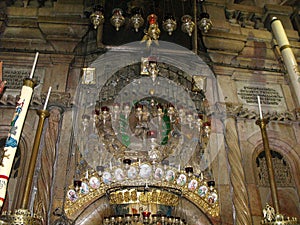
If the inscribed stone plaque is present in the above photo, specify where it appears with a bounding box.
[2,67,45,96]
[236,82,286,112]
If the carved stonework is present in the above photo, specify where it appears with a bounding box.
[225,7,264,30]
[41,91,72,108]
[256,151,294,187]
[214,102,299,122]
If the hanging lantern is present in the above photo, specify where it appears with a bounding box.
[110,8,125,31]
[181,14,195,36]
[90,5,104,29]
[198,12,213,33]
[162,14,177,35]
[129,7,144,32]
[141,14,160,46]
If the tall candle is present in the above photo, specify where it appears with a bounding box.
[0,79,35,208]
[29,52,39,79]
[43,86,52,110]
[257,96,263,119]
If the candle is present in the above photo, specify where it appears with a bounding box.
[257,96,263,119]
[29,52,39,79]
[178,164,180,172]
[43,86,52,110]
[0,80,35,207]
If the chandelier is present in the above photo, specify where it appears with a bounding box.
[94,97,210,164]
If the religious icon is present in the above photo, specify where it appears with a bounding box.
[89,176,100,189]
[102,171,112,184]
[166,170,175,182]
[188,179,198,191]
[114,168,125,181]
[176,174,187,186]
[82,67,96,85]
[198,185,208,197]
[127,166,137,179]
[154,167,164,180]
[67,189,78,202]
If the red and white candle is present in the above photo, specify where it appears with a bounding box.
[0,52,39,208]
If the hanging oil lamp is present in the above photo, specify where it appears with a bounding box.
[141,14,160,47]
[129,7,144,32]
[181,14,195,36]
[198,12,213,33]
[162,14,177,35]
[90,5,104,29]
[110,8,125,31]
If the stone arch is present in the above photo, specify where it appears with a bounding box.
[252,133,300,218]
[72,195,214,225]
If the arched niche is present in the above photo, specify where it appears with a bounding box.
[73,196,214,225]
[252,142,300,218]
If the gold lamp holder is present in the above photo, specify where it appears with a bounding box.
[0,109,49,224]
[256,118,298,225]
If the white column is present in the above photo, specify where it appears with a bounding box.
[271,17,300,107]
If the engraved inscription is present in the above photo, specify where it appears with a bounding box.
[3,68,43,90]
[237,86,283,106]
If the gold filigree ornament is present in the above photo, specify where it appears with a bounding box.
[64,163,219,219]
[0,209,43,225]
[261,204,299,225]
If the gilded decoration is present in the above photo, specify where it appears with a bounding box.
[64,163,219,219]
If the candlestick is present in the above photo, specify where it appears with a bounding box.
[257,96,263,119]
[21,109,50,209]
[29,52,39,79]
[43,86,52,110]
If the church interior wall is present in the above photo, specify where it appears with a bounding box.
[0,0,299,224]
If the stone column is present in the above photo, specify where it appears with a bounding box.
[33,106,64,224]
[270,17,300,107]
[223,104,252,225]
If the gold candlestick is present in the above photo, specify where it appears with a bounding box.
[256,118,299,224]
[256,118,280,213]
[0,110,49,225]
[21,109,50,209]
